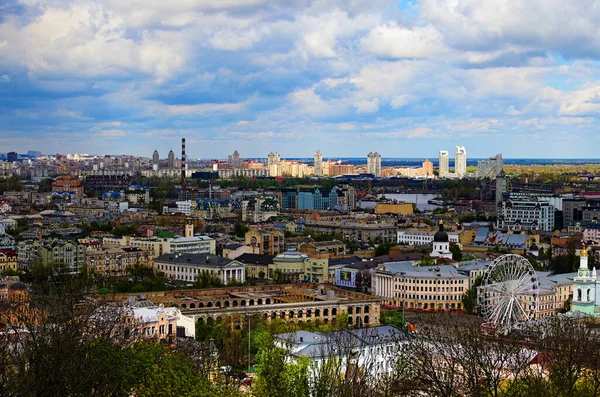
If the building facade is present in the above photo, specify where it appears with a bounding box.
[154,253,245,284]
[366,152,382,177]
[314,150,323,176]
[455,145,467,178]
[497,196,555,231]
[438,150,449,177]
[372,262,469,310]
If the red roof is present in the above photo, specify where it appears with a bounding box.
[0,249,16,257]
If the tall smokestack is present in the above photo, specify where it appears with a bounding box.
[181,138,186,189]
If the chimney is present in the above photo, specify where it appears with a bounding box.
[181,138,186,190]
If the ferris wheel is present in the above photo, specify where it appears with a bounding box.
[478,254,539,330]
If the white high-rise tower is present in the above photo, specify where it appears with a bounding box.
[367,152,382,177]
[455,146,467,178]
[314,150,323,176]
[438,150,449,177]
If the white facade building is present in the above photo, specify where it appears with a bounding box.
[314,150,323,176]
[154,253,245,284]
[438,150,449,177]
[276,326,404,383]
[397,230,459,245]
[455,146,467,178]
[496,196,555,231]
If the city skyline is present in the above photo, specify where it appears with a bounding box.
[2,1,600,158]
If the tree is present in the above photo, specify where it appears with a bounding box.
[375,242,398,257]
[418,254,436,267]
[461,276,482,314]
[233,221,249,238]
[380,310,407,331]
[450,244,463,261]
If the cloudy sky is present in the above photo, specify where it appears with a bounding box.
[1,0,600,159]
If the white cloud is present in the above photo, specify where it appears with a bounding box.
[354,98,379,114]
[99,129,125,137]
[361,23,446,59]
[391,95,409,109]
[0,74,9,83]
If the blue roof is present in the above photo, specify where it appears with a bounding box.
[474,227,489,243]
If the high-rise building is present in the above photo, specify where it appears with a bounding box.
[495,170,509,206]
[366,152,382,177]
[455,146,467,178]
[314,150,323,176]
[6,152,18,163]
[477,153,503,179]
[152,150,159,167]
[167,149,175,169]
[438,150,449,177]
[422,159,433,177]
[228,150,242,169]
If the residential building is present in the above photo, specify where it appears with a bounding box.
[244,228,285,256]
[17,239,85,274]
[455,145,467,178]
[366,152,382,177]
[476,153,503,178]
[297,188,338,211]
[154,253,245,284]
[584,223,600,244]
[314,150,323,176]
[228,150,242,169]
[372,262,469,309]
[52,175,84,196]
[6,152,18,163]
[85,246,152,277]
[241,197,279,222]
[167,149,175,169]
[103,234,215,260]
[152,149,159,169]
[438,150,449,177]
[497,196,555,231]
[495,171,510,206]
[130,303,195,343]
[423,159,433,177]
[275,325,403,382]
[271,250,329,283]
[303,220,396,243]
[298,240,346,258]
[0,249,17,272]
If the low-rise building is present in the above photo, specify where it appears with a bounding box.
[304,220,396,243]
[85,246,152,277]
[397,229,459,245]
[236,253,273,279]
[154,253,245,284]
[130,302,195,343]
[0,249,17,272]
[271,250,329,283]
[245,228,285,256]
[18,239,85,274]
[276,325,404,383]
[372,262,469,310]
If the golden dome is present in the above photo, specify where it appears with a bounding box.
[582,245,588,257]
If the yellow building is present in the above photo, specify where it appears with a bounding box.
[245,228,284,256]
[271,250,330,283]
[372,262,468,310]
[374,203,413,215]
[0,249,17,272]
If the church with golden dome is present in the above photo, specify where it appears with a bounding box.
[570,245,600,316]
